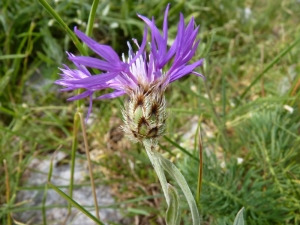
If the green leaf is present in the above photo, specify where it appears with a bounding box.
[157,153,201,225]
[143,140,170,205]
[127,207,150,216]
[47,182,105,225]
[163,136,199,162]
[233,207,245,225]
[0,54,26,60]
[0,69,13,95]
[166,184,181,225]
[36,0,86,55]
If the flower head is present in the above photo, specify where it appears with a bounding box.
[55,4,204,142]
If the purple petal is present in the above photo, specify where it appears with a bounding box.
[85,94,93,123]
[67,90,93,101]
[174,14,185,57]
[180,27,200,57]
[170,59,204,82]
[178,40,200,66]
[67,53,92,76]
[138,15,162,45]
[69,56,122,72]
[58,87,77,92]
[191,71,205,80]
[147,52,154,79]
[138,14,165,65]
[96,90,126,99]
[159,40,177,68]
[74,28,121,63]
[129,26,148,67]
[184,17,195,36]
[163,4,170,40]
[64,72,119,87]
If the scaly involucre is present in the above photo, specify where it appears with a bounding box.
[55,4,204,142]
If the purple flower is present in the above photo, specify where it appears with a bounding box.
[55,4,204,123]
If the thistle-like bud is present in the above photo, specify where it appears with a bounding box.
[122,86,167,143]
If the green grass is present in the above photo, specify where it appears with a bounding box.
[1,0,300,224]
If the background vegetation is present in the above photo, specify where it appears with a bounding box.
[1,0,300,224]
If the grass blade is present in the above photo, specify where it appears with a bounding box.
[163,136,199,162]
[36,0,86,55]
[85,0,100,37]
[196,124,203,205]
[240,36,300,100]
[166,184,180,225]
[47,182,105,225]
[79,113,100,220]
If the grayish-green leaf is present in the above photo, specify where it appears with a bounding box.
[144,140,170,205]
[233,207,244,225]
[166,184,181,225]
[157,152,201,225]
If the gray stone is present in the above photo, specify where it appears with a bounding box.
[15,151,129,225]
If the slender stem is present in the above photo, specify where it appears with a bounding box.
[196,124,203,205]
[143,140,170,205]
[42,183,48,225]
[36,0,86,55]
[79,113,100,220]
[15,142,24,197]
[67,112,80,217]
[221,68,226,124]
[85,0,100,37]
[42,151,55,225]
[4,160,11,225]
[19,22,35,101]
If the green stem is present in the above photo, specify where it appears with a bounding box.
[85,0,100,37]
[4,160,12,225]
[42,152,54,225]
[68,112,80,215]
[196,125,203,205]
[36,0,86,55]
[143,140,170,205]
[79,113,100,220]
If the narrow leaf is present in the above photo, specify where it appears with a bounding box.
[36,0,86,55]
[143,140,170,205]
[0,69,13,95]
[166,184,181,225]
[157,153,201,225]
[0,54,27,60]
[48,182,105,225]
[163,136,199,162]
[233,207,245,225]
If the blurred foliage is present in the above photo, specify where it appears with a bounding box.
[1,0,300,224]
